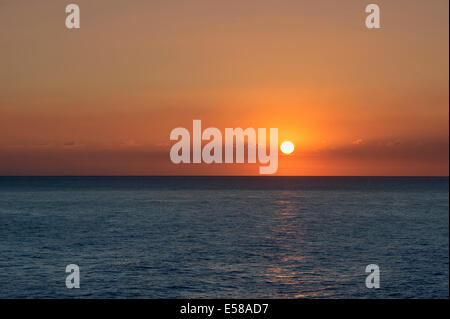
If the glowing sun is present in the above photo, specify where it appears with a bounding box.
[280,141,294,154]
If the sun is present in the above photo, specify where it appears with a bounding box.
[280,141,294,154]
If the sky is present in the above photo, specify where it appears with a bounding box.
[0,0,448,175]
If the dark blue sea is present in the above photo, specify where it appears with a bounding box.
[0,177,448,298]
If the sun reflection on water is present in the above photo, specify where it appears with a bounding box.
[261,192,319,298]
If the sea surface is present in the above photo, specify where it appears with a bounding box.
[0,177,448,298]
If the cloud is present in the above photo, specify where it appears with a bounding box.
[314,137,449,162]
[120,139,141,147]
[62,141,85,147]
[385,139,401,147]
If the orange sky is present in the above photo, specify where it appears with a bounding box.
[0,0,448,175]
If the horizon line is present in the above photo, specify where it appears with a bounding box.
[0,175,448,178]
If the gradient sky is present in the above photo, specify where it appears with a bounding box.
[0,0,448,175]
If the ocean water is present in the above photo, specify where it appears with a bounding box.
[0,177,448,298]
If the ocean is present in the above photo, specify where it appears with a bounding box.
[0,177,448,298]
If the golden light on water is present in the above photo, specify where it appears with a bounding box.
[280,141,295,155]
